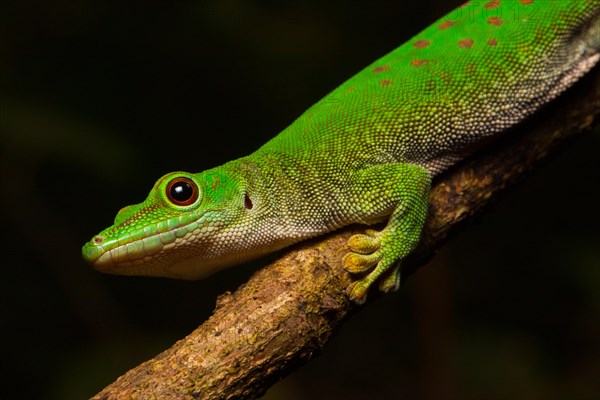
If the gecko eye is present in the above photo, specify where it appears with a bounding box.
[166,177,199,206]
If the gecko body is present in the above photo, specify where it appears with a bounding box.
[83,0,600,303]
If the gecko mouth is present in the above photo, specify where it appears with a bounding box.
[82,231,176,271]
[81,217,208,272]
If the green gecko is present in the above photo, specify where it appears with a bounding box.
[83,0,600,304]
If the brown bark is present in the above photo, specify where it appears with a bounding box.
[92,66,600,400]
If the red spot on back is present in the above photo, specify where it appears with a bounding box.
[413,39,430,49]
[410,59,429,67]
[484,0,501,9]
[345,86,356,93]
[520,0,534,4]
[487,38,498,46]
[379,80,393,86]
[458,38,474,48]
[487,16,503,26]
[373,65,389,73]
[438,21,455,30]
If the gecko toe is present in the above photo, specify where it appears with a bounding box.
[343,251,381,273]
[346,281,369,304]
[378,264,401,293]
[348,230,382,254]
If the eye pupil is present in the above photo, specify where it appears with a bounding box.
[166,177,199,206]
[171,182,192,201]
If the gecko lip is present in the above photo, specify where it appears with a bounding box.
[81,236,135,270]
[82,232,171,270]
[81,216,210,272]
[82,234,172,274]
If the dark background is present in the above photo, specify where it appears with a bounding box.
[1,1,599,399]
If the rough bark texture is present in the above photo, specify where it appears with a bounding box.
[92,66,600,400]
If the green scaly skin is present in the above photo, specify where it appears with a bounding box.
[83,0,600,304]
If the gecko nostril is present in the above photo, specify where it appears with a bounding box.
[93,236,105,245]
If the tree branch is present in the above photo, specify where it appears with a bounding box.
[92,66,600,400]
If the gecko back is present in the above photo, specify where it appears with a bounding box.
[261,0,600,175]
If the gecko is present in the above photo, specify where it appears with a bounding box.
[82,0,600,304]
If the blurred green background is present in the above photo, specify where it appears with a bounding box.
[1,0,599,399]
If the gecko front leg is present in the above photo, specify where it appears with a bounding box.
[342,163,431,303]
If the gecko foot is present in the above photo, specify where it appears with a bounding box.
[344,261,401,304]
[342,230,382,273]
[343,229,400,303]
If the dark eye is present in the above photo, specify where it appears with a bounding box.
[166,177,199,206]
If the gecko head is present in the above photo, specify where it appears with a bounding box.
[82,169,256,280]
